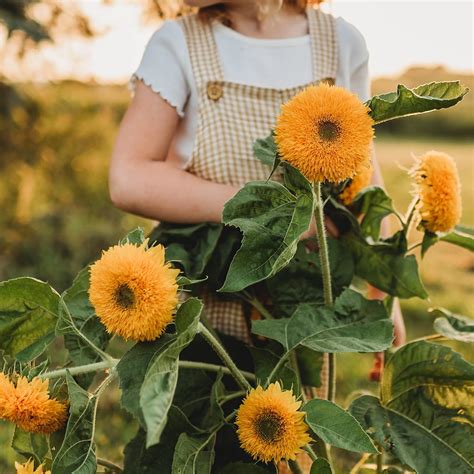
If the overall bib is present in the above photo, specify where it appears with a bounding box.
[179,7,337,414]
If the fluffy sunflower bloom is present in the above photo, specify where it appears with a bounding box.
[339,161,373,205]
[275,83,374,183]
[0,373,68,433]
[89,241,180,341]
[236,382,311,463]
[15,459,50,474]
[410,150,462,233]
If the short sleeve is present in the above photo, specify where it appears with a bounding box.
[347,22,371,102]
[129,21,190,118]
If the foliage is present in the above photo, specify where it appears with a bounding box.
[0,80,472,474]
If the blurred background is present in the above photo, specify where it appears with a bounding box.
[0,0,472,472]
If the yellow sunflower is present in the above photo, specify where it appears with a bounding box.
[89,241,180,341]
[410,150,462,233]
[15,459,50,474]
[275,83,374,183]
[236,382,311,463]
[0,373,68,433]
[339,161,373,206]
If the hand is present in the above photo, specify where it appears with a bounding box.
[300,215,340,241]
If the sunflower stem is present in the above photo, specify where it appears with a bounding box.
[40,358,256,383]
[265,351,291,387]
[288,459,304,474]
[96,457,123,473]
[404,196,420,234]
[303,444,318,461]
[199,323,252,391]
[241,292,274,320]
[313,182,336,404]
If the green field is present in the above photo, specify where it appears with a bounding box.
[0,76,472,472]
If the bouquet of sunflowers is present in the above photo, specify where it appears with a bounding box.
[1,81,473,474]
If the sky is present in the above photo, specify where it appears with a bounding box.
[1,0,473,83]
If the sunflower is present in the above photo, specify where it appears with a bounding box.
[410,151,461,233]
[339,161,373,206]
[0,373,68,433]
[236,382,311,463]
[15,459,50,474]
[89,241,180,341]
[275,83,374,183]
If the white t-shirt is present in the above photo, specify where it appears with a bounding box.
[130,17,371,168]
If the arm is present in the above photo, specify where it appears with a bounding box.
[109,80,238,224]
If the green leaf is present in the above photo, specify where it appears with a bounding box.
[120,227,146,245]
[310,458,332,474]
[149,222,223,279]
[304,399,378,453]
[0,277,59,361]
[366,81,469,124]
[123,406,199,474]
[350,395,474,474]
[172,433,215,474]
[56,267,110,388]
[250,346,300,393]
[140,298,203,447]
[253,133,278,169]
[266,238,353,317]
[252,289,393,355]
[345,233,428,299]
[421,230,438,257]
[11,429,48,466]
[432,308,474,343]
[440,225,474,252]
[221,180,313,292]
[295,346,324,388]
[351,186,395,241]
[381,341,474,413]
[52,372,97,474]
[202,372,225,430]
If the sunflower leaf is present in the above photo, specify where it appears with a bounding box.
[11,429,49,466]
[252,288,393,355]
[304,399,378,454]
[220,180,313,292]
[52,372,97,474]
[56,267,110,388]
[172,432,216,474]
[139,298,204,448]
[344,232,428,298]
[350,395,474,473]
[431,308,474,342]
[310,459,332,474]
[367,81,469,124]
[124,407,198,474]
[351,186,396,240]
[0,277,59,361]
[440,225,474,252]
[120,227,146,245]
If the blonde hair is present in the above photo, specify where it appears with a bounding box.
[198,1,326,24]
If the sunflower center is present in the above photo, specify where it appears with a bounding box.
[254,410,285,443]
[115,283,136,309]
[318,119,340,142]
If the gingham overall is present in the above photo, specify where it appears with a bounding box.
[180,7,337,414]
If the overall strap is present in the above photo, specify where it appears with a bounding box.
[179,14,224,85]
[307,7,338,82]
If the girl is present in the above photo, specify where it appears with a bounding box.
[110,0,404,390]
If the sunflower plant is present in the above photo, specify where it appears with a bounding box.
[0,81,473,474]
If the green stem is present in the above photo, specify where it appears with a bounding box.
[313,182,336,404]
[303,444,318,461]
[289,351,306,402]
[376,452,383,474]
[266,351,291,387]
[96,457,123,473]
[199,323,252,391]
[288,459,304,474]
[407,241,423,252]
[218,390,247,405]
[404,197,420,234]
[40,359,256,383]
[242,292,274,320]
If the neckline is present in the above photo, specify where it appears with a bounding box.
[213,21,310,47]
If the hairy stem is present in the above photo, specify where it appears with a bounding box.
[199,323,252,391]
[288,459,304,474]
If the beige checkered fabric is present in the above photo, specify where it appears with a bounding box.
[180,7,337,415]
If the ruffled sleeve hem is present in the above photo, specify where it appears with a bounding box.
[128,72,186,118]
